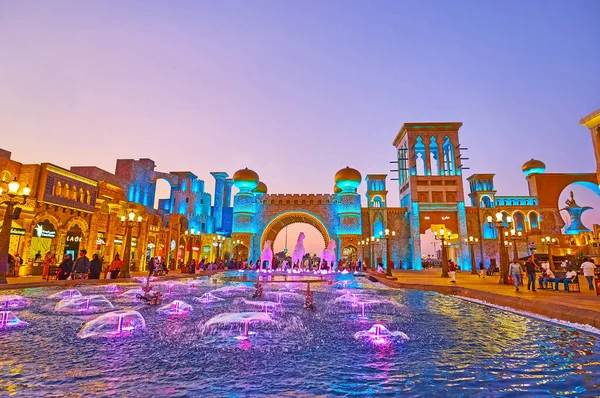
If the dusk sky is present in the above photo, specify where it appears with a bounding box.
[1,1,599,255]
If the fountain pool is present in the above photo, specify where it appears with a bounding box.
[1,280,599,396]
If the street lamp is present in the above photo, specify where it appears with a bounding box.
[382,228,396,277]
[464,235,479,274]
[213,235,224,263]
[433,228,452,277]
[508,229,523,261]
[118,210,142,279]
[487,212,510,284]
[541,236,558,271]
[370,235,375,270]
[0,178,30,284]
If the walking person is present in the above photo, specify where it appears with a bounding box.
[524,254,537,292]
[89,254,102,279]
[580,258,597,291]
[13,253,21,277]
[478,261,486,278]
[509,258,524,292]
[448,260,457,283]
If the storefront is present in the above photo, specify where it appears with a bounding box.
[0,221,26,258]
[95,232,106,260]
[64,224,84,259]
[28,219,57,261]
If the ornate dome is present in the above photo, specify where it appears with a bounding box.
[233,168,259,191]
[522,159,546,176]
[333,185,342,194]
[253,181,268,195]
[335,166,362,191]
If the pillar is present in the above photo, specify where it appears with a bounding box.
[210,172,228,231]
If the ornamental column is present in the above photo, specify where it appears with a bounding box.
[232,168,260,259]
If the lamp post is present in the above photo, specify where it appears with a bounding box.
[382,228,396,277]
[464,235,479,274]
[358,240,366,267]
[487,212,510,284]
[233,239,243,261]
[118,211,142,279]
[0,178,30,284]
[213,235,224,263]
[369,235,375,270]
[433,228,452,277]
[542,236,558,271]
[509,229,523,260]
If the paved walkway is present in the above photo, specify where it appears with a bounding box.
[372,268,600,328]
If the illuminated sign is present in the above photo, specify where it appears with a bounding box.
[170,240,176,250]
[66,235,83,243]
[34,223,56,238]
[0,227,26,236]
[441,216,450,220]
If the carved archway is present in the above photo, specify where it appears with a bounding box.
[259,211,332,252]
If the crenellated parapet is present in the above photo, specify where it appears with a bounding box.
[261,193,337,205]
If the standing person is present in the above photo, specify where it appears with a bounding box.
[448,260,457,283]
[89,254,102,279]
[508,258,524,291]
[148,257,156,277]
[524,254,537,292]
[109,254,123,279]
[73,250,90,279]
[478,261,486,278]
[580,257,597,291]
[42,252,52,279]
[13,253,21,277]
[57,254,74,280]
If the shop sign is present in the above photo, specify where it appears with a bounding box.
[96,238,106,245]
[170,240,176,250]
[0,226,26,236]
[34,223,56,238]
[66,234,83,243]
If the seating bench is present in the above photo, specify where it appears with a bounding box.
[539,271,580,292]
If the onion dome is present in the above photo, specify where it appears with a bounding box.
[253,181,268,195]
[334,185,342,194]
[522,159,546,176]
[233,168,259,191]
[335,166,362,191]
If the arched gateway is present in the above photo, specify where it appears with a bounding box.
[229,166,381,264]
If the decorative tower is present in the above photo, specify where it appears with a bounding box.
[210,172,228,233]
[392,122,468,270]
[467,174,496,208]
[334,167,362,258]
[232,168,260,258]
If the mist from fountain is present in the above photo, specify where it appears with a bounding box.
[0,311,28,329]
[241,299,280,313]
[157,300,193,315]
[49,289,82,300]
[55,295,115,313]
[193,292,224,304]
[264,291,304,304]
[354,323,409,345]
[1,295,30,310]
[200,312,275,340]
[121,288,146,299]
[77,310,146,339]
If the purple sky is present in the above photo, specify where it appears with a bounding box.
[1,1,599,255]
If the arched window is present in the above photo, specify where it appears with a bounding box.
[480,196,492,208]
[55,181,62,196]
[502,211,510,228]
[482,212,497,239]
[373,197,383,208]
[86,190,91,204]
[442,136,455,176]
[373,215,384,238]
[71,186,78,201]
[415,136,426,176]
[64,184,70,198]
[429,136,440,175]
[513,211,525,231]
[78,188,84,202]
[529,212,539,229]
